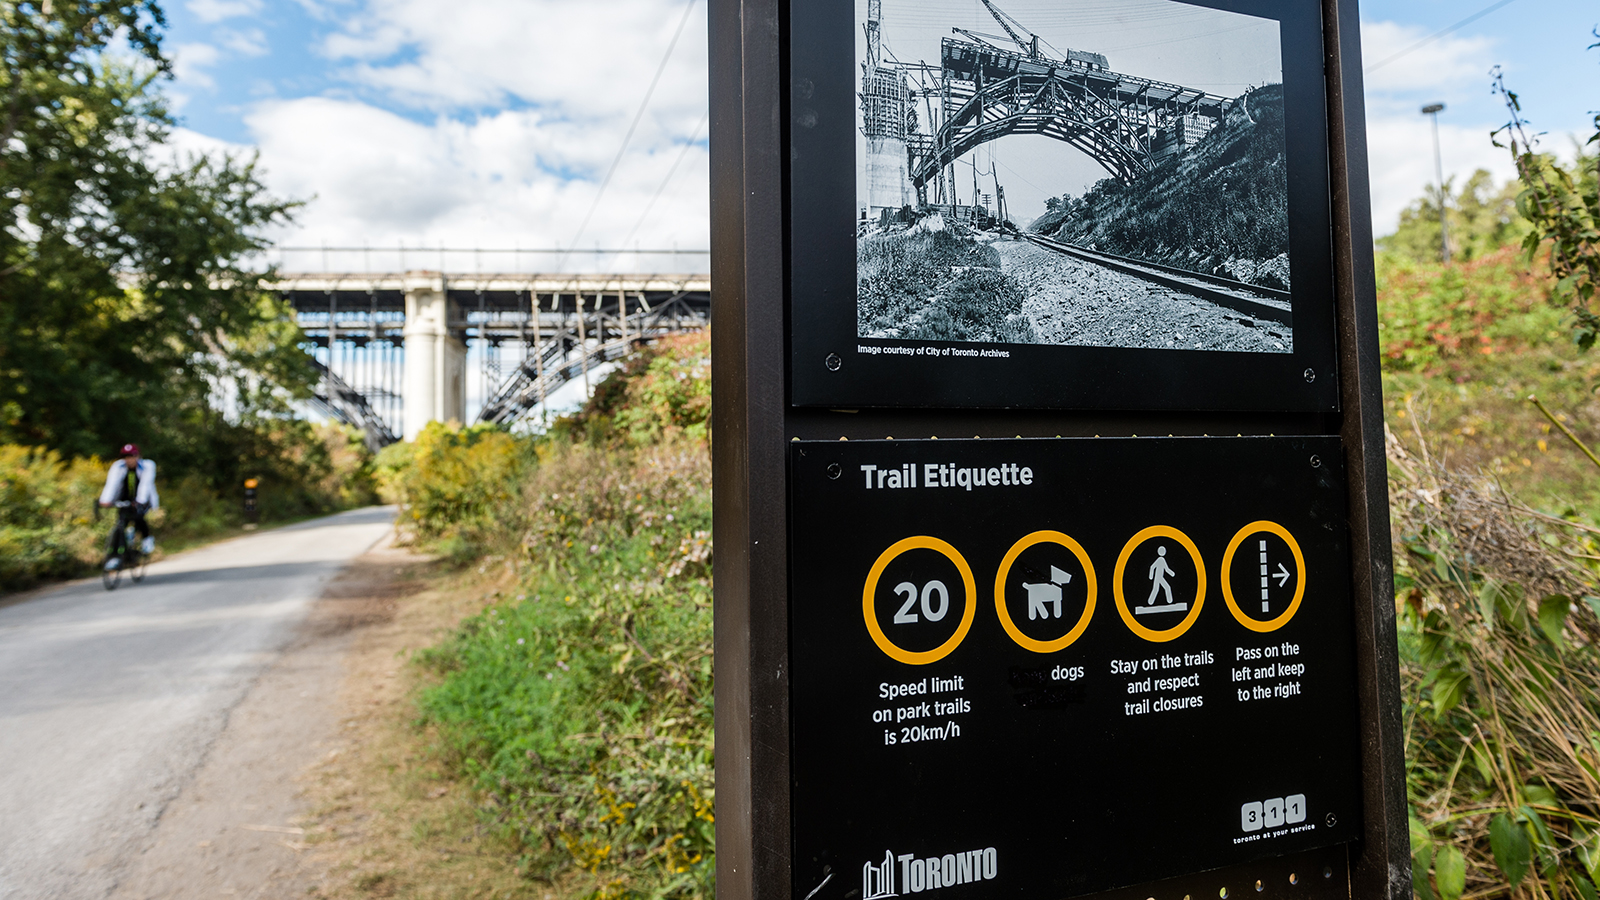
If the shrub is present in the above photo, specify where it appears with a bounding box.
[401,333,716,898]
[376,421,533,557]
[0,445,104,587]
[1377,247,1563,374]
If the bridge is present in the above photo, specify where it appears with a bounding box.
[910,38,1236,191]
[271,248,710,448]
[861,0,1246,212]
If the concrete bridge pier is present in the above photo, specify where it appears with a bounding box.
[402,273,466,440]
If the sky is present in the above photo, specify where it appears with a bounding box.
[154,0,1596,258]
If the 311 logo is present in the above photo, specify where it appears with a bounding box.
[1241,794,1307,831]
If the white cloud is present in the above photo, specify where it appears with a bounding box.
[186,0,264,24]
[217,27,270,57]
[166,0,711,254]
[171,42,222,90]
[318,0,707,122]
[236,97,709,252]
[1359,18,1520,236]
[1361,21,1496,95]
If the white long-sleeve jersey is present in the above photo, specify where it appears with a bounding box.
[99,459,160,509]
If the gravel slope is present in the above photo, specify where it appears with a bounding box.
[994,240,1293,353]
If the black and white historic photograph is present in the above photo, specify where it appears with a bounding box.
[856,0,1292,352]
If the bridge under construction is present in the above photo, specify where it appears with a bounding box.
[860,0,1249,219]
[273,248,709,448]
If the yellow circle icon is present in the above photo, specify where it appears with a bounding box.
[993,531,1098,653]
[1113,526,1206,642]
[1221,521,1306,632]
[862,536,978,665]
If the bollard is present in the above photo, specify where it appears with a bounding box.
[243,478,259,528]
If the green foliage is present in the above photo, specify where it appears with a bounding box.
[1492,61,1600,350]
[1376,246,1564,374]
[396,335,717,898]
[857,226,1034,342]
[375,421,532,557]
[0,0,309,468]
[0,444,105,586]
[417,440,713,899]
[1391,433,1600,900]
[0,424,374,590]
[1033,84,1288,285]
[562,333,711,448]
[1380,170,1531,264]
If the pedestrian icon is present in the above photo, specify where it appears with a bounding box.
[1022,565,1073,620]
[1135,546,1188,615]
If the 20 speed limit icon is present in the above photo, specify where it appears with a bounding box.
[862,536,978,665]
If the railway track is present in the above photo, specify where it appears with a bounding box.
[1018,232,1292,327]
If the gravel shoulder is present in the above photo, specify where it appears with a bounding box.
[994,240,1293,353]
[106,537,427,900]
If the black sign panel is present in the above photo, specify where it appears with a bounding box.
[788,437,1361,900]
[787,0,1340,412]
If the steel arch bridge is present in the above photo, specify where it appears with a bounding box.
[909,38,1238,193]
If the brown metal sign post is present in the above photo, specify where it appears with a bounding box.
[712,1,1406,899]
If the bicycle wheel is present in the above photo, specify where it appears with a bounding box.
[102,563,122,591]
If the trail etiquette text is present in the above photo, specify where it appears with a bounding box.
[861,463,1033,491]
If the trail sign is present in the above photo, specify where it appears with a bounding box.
[711,0,1405,899]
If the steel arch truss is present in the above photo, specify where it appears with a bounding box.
[912,39,1233,190]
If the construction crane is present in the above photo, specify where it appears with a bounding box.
[980,0,1040,57]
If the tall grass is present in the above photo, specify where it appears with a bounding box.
[1391,420,1600,900]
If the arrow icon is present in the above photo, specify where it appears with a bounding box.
[1274,563,1292,587]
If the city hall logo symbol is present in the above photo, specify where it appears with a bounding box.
[864,848,999,897]
[864,851,897,900]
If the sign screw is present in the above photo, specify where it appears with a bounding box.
[1303,368,1316,383]
[825,353,842,371]
[1325,813,1337,827]
[1309,455,1321,468]
[826,462,842,480]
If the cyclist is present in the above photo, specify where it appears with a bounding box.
[98,443,159,570]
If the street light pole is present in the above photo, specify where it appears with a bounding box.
[1422,102,1451,263]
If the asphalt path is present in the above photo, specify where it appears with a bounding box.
[0,507,395,900]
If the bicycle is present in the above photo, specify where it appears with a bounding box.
[100,501,149,591]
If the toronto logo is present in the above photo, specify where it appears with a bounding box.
[864,847,998,898]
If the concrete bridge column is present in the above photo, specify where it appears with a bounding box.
[402,273,466,440]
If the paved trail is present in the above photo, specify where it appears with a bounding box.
[0,507,394,900]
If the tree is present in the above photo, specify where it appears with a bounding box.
[1378,169,1530,264]
[1491,49,1600,349]
[0,0,308,464]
